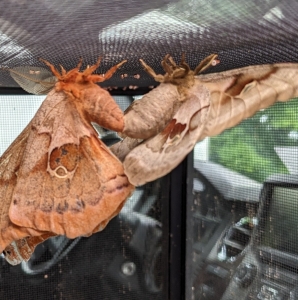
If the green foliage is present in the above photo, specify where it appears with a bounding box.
[209,99,298,182]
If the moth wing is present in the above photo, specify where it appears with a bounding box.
[9,134,133,238]
[8,92,134,238]
[123,63,298,186]
[197,63,298,136]
[0,123,53,255]
[9,66,57,94]
[4,233,56,266]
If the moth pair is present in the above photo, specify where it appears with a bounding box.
[1,53,298,265]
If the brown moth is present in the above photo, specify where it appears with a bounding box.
[111,54,298,186]
[0,58,134,265]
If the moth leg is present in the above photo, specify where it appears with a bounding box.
[164,54,190,76]
[87,60,127,83]
[178,53,191,73]
[194,54,218,74]
[82,57,102,77]
[74,58,83,71]
[62,58,84,80]
[140,53,218,85]
[102,60,127,80]
[172,68,188,79]
[140,56,189,83]
[162,54,187,77]
[163,54,192,80]
[60,65,67,76]
[162,54,189,80]
[139,59,166,82]
[40,59,62,79]
[179,53,186,65]
[40,57,83,80]
[161,57,175,75]
[166,55,178,68]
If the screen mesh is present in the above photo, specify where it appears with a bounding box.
[1,0,298,90]
[188,98,298,299]
[261,187,298,255]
